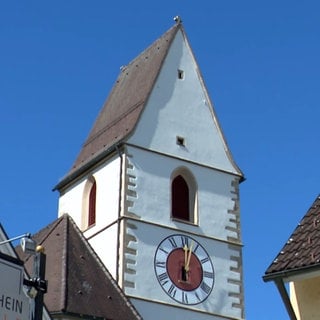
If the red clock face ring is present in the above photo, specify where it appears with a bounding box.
[166,248,202,291]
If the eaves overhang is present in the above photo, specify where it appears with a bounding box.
[263,262,320,283]
[53,142,125,192]
[49,310,111,320]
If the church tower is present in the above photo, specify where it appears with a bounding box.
[54,20,245,320]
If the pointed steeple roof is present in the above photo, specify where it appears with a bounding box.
[55,22,182,190]
[16,215,142,320]
[264,195,320,281]
[55,19,243,191]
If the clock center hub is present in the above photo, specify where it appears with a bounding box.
[167,248,202,291]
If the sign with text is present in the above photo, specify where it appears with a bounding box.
[0,253,29,320]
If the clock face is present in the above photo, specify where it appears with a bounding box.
[154,234,214,305]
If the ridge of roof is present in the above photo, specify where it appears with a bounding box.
[16,215,68,312]
[264,194,320,281]
[65,214,143,320]
[60,214,68,312]
[16,214,142,319]
[54,22,182,191]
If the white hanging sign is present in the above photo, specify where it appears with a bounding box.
[0,254,30,320]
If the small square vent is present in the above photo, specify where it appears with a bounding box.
[178,69,185,80]
[176,136,185,146]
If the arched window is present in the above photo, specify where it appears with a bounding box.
[88,180,96,227]
[171,168,197,224]
[172,175,190,221]
[82,176,97,229]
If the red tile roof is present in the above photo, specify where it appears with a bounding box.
[16,214,142,320]
[54,22,182,191]
[264,195,320,281]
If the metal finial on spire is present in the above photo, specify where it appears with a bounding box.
[173,16,182,24]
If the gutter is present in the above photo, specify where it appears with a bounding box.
[263,262,320,283]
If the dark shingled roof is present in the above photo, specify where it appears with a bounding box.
[54,22,181,191]
[16,214,142,320]
[264,195,320,281]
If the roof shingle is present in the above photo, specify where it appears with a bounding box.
[54,23,182,192]
[16,214,141,320]
[264,195,320,280]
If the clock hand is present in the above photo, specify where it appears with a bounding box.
[183,244,188,279]
[183,244,188,267]
[185,241,193,273]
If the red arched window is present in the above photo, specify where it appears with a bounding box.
[172,175,189,221]
[88,181,96,226]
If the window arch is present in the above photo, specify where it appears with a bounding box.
[88,180,96,227]
[171,168,198,224]
[172,175,189,221]
[82,176,97,229]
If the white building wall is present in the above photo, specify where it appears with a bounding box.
[88,223,119,278]
[58,155,122,278]
[58,179,84,227]
[58,156,121,227]
[122,146,243,319]
[125,146,238,242]
[128,29,240,176]
[131,298,234,320]
[123,221,242,319]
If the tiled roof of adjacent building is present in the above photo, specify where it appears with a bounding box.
[16,214,142,320]
[264,195,320,281]
[54,22,182,191]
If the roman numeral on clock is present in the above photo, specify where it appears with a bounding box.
[167,284,177,298]
[168,237,178,248]
[180,236,189,247]
[159,247,169,255]
[182,292,188,304]
[200,281,211,294]
[201,257,209,264]
[193,243,199,253]
[157,272,169,285]
[203,271,214,278]
[194,290,201,302]
[155,260,166,268]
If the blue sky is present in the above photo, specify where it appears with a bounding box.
[1,2,320,319]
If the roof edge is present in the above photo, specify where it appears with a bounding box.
[119,22,181,146]
[57,21,182,187]
[65,214,143,320]
[60,214,69,312]
[179,26,244,179]
[53,143,123,192]
[263,262,320,282]
[49,310,109,320]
